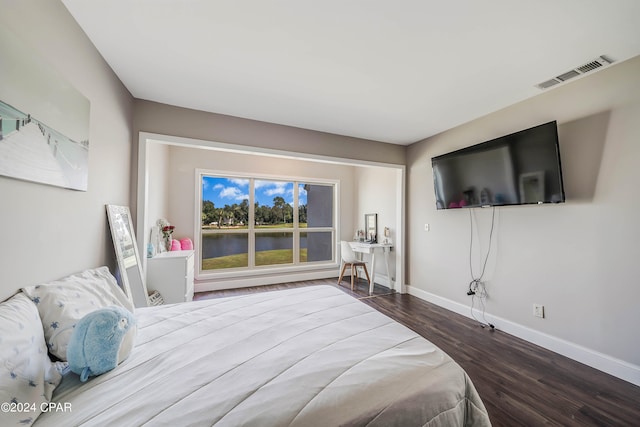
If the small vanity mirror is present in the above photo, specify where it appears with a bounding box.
[365,213,377,243]
[106,205,149,307]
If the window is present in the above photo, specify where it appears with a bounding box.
[198,173,336,275]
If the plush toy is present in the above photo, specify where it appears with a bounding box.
[67,306,136,382]
[170,238,182,251]
[179,238,193,251]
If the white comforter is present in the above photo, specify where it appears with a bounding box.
[35,285,491,426]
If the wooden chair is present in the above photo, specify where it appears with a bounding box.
[338,241,371,291]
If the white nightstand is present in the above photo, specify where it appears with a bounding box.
[146,250,194,304]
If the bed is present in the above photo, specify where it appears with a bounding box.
[2,267,491,426]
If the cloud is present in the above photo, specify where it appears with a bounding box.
[264,182,288,196]
[254,180,271,189]
[219,186,248,201]
[229,178,249,187]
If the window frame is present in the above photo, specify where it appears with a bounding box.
[195,169,339,280]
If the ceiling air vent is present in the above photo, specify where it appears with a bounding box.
[536,55,613,90]
[537,79,561,89]
[556,70,581,81]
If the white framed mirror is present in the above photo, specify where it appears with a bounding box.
[365,213,377,243]
[106,204,149,307]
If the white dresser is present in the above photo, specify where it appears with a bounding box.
[146,250,195,304]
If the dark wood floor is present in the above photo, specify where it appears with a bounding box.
[196,278,640,427]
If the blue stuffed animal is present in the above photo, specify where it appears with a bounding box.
[67,306,136,382]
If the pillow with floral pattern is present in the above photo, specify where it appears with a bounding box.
[0,292,62,426]
[21,266,134,361]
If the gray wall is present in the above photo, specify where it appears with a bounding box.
[132,100,405,220]
[0,0,134,301]
[2,0,637,383]
[406,56,640,374]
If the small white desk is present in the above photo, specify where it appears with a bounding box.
[348,242,393,295]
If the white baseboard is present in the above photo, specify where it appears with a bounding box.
[406,285,640,387]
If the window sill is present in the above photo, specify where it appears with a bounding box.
[194,262,340,292]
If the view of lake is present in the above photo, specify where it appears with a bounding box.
[202,232,307,259]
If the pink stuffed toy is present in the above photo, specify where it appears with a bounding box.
[180,238,193,251]
[170,239,182,251]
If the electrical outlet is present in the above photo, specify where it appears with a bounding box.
[533,304,545,318]
[424,223,430,232]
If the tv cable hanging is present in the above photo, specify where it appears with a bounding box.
[468,207,496,329]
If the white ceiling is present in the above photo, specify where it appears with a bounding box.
[62,0,640,145]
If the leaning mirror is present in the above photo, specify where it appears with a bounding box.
[106,205,149,307]
[365,213,377,243]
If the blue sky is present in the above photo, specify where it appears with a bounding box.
[202,177,307,208]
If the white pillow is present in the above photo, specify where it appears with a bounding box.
[0,293,62,426]
[21,266,135,361]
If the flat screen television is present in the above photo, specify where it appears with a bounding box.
[431,121,565,209]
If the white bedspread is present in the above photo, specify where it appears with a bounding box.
[35,285,491,426]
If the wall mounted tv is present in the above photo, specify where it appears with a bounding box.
[431,121,565,209]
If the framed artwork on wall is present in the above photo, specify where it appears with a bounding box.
[0,26,90,191]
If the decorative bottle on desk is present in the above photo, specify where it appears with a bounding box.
[146,242,156,258]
